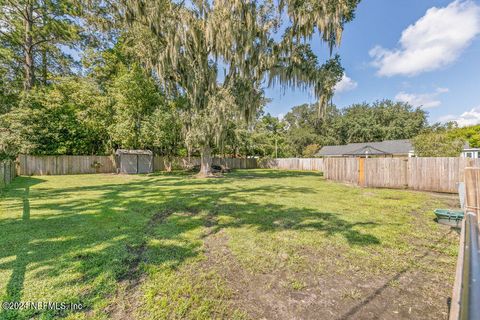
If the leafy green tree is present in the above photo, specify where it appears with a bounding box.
[303,144,320,157]
[108,64,162,149]
[140,99,183,171]
[0,69,19,115]
[116,0,356,176]
[282,104,338,155]
[0,78,109,156]
[447,125,480,148]
[0,0,82,90]
[286,126,318,156]
[250,114,291,158]
[412,132,465,157]
[269,100,428,157]
[337,100,427,143]
[220,119,251,158]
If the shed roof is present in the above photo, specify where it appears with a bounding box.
[316,139,413,157]
[115,149,153,155]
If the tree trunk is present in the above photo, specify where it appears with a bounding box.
[40,5,47,86]
[23,3,35,90]
[197,145,213,177]
[41,47,48,85]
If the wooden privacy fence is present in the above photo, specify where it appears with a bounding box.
[17,155,258,175]
[326,157,480,193]
[0,160,17,189]
[259,158,324,171]
[360,158,408,189]
[153,156,257,171]
[323,158,359,185]
[15,154,479,193]
[449,167,480,319]
[357,157,480,193]
[406,157,480,193]
[268,157,480,193]
[17,155,116,175]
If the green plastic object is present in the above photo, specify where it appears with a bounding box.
[434,209,464,227]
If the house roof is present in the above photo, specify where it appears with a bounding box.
[315,139,414,157]
[463,142,472,149]
[115,149,153,155]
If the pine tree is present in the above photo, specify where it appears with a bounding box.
[0,0,82,90]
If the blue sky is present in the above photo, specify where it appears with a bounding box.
[264,0,480,126]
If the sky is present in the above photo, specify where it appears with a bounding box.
[264,0,480,126]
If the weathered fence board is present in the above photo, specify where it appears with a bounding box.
[268,156,480,193]
[152,156,257,171]
[326,157,480,193]
[17,155,116,175]
[407,157,480,193]
[0,160,17,189]
[364,158,408,189]
[15,154,480,194]
[449,167,480,320]
[17,155,257,175]
[323,158,359,184]
[259,158,324,171]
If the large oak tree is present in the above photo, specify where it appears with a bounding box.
[116,0,359,176]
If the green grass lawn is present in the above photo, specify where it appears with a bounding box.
[0,170,459,319]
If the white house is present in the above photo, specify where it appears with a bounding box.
[461,146,480,159]
[316,139,479,158]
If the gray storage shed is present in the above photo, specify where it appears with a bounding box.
[115,149,153,174]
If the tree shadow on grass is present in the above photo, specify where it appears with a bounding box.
[337,229,455,320]
[0,171,380,318]
[224,169,323,180]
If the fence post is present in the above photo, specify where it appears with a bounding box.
[449,168,480,320]
[6,161,9,183]
[465,168,480,213]
[403,158,409,189]
[358,158,365,187]
[0,161,4,188]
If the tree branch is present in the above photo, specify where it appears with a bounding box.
[31,36,56,48]
[6,0,29,21]
[0,29,24,46]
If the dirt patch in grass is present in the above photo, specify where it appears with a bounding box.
[146,209,174,229]
[106,243,147,320]
[202,226,456,320]
[106,209,177,319]
[106,275,147,320]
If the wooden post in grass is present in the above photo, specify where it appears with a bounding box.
[450,167,480,320]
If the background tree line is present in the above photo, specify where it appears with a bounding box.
[1,0,359,176]
[0,0,477,165]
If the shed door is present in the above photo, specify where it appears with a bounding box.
[137,154,152,173]
[121,154,138,174]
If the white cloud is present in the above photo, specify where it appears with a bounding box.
[370,0,480,77]
[439,106,480,126]
[436,87,450,93]
[394,87,449,108]
[334,74,358,93]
